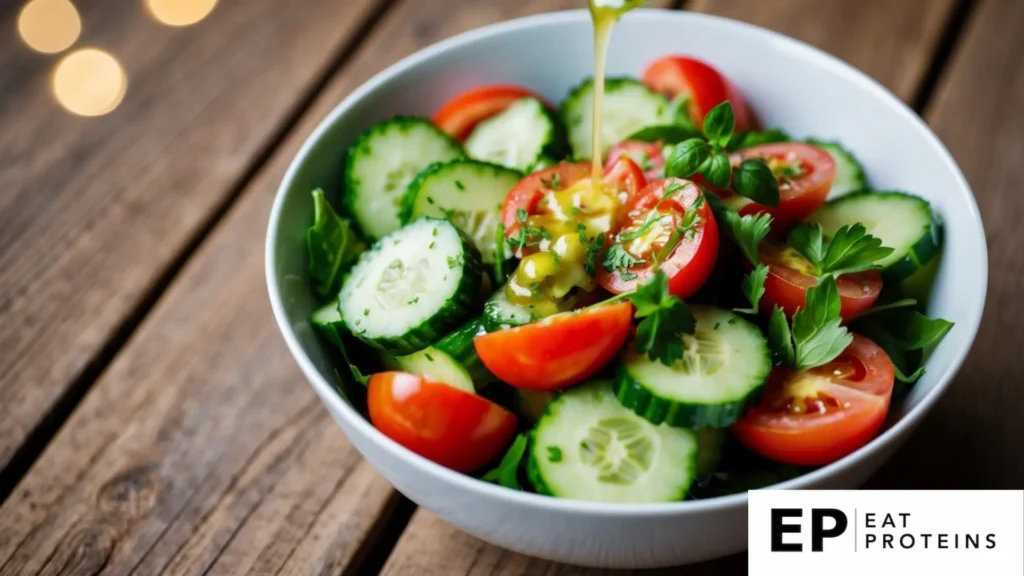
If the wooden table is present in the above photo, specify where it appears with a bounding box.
[1,0,1020,573]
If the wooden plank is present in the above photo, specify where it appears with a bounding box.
[687,0,955,102]
[0,0,385,471]
[378,0,961,573]
[0,1,653,574]
[867,0,1024,490]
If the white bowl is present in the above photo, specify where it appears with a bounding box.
[266,9,987,569]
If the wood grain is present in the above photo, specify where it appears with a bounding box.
[0,0,662,574]
[0,0,385,471]
[867,0,1024,490]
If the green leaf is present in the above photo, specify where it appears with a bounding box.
[307,189,366,298]
[603,243,645,274]
[627,270,696,366]
[788,222,894,278]
[665,138,710,179]
[717,210,772,264]
[855,298,918,318]
[702,101,735,148]
[736,264,768,314]
[767,305,795,367]
[669,94,699,131]
[481,434,528,490]
[787,222,826,272]
[583,231,606,277]
[702,152,732,188]
[626,124,702,144]
[732,159,780,206]
[790,277,853,370]
[727,128,791,152]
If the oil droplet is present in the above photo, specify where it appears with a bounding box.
[52,48,127,117]
[145,0,216,27]
[17,0,81,54]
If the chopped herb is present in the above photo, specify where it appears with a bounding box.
[547,446,563,463]
[427,196,435,205]
[638,150,652,172]
[363,308,369,316]
[713,321,721,330]
[583,231,606,277]
[540,173,563,190]
[656,196,705,261]
[627,270,696,366]
[431,228,438,237]
[617,211,662,242]
[455,180,465,191]
[772,162,805,180]
[621,272,637,281]
[408,296,420,305]
[428,241,436,249]
[603,244,645,274]
[424,353,434,362]
[446,255,462,269]
[516,208,528,223]
[659,181,686,202]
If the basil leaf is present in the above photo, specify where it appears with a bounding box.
[702,152,732,188]
[702,101,735,148]
[787,222,827,274]
[307,189,366,298]
[626,124,702,144]
[665,138,711,179]
[732,159,780,206]
[727,128,791,152]
[736,263,769,314]
[791,277,853,369]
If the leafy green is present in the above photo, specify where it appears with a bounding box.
[727,128,791,152]
[603,244,645,274]
[655,195,705,261]
[855,298,918,318]
[582,227,606,277]
[702,102,735,148]
[481,434,528,490]
[716,210,772,265]
[704,153,732,188]
[767,277,853,370]
[852,310,954,383]
[665,138,710,179]
[307,189,366,298]
[626,124,702,144]
[736,264,768,314]
[628,270,696,366]
[733,159,780,206]
[788,222,894,278]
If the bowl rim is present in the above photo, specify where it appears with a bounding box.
[266,8,988,516]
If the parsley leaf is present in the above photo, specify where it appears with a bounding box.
[790,276,854,369]
[736,263,769,314]
[481,434,528,490]
[852,309,953,384]
[716,209,772,264]
[628,270,696,366]
[603,244,645,274]
[540,173,563,190]
[767,305,795,367]
[583,230,606,277]
[788,222,894,278]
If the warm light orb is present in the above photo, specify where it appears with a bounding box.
[17,0,81,54]
[52,48,128,117]
[145,0,216,27]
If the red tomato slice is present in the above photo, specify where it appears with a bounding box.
[501,158,646,246]
[731,334,895,466]
[721,142,836,231]
[759,240,882,320]
[641,55,752,132]
[597,179,719,298]
[605,139,666,181]
[367,372,517,473]
[433,84,549,141]
[474,301,634,390]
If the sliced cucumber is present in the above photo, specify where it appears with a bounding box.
[482,287,539,332]
[561,77,672,160]
[465,97,564,171]
[807,139,867,198]
[310,299,346,350]
[527,381,698,503]
[396,347,475,394]
[615,306,770,428]
[345,117,463,240]
[396,317,493,393]
[808,190,941,282]
[401,160,521,264]
[339,218,483,354]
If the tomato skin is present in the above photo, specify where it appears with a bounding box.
[605,140,666,181]
[597,179,719,298]
[641,55,752,132]
[433,85,549,141]
[473,302,634,390]
[759,241,883,320]
[367,372,517,473]
[732,334,895,467]
[724,142,835,231]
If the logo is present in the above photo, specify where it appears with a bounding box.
[749,490,1023,575]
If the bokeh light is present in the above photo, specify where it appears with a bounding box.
[52,48,128,116]
[145,0,216,27]
[17,0,81,54]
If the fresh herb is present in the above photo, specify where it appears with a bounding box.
[772,162,805,180]
[717,210,772,265]
[665,138,709,179]
[307,189,366,297]
[516,208,528,223]
[852,310,953,383]
[658,181,686,202]
[726,128,791,152]
[583,231,606,277]
[431,228,438,237]
[656,196,705,261]
[704,153,732,188]
[733,158,780,206]
[767,277,854,370]
[455,180,465,191]
[855,298,918,318]
[736,264,769,314]
[424,353,434,362]
[481,434,528,490]
[617,211,661,242]
[603,244,645,274]
[540,173,563,190]
[787,222,893,278]
[426,196,435,205]
[441,208,457,221]
[638,150,652,172]
[428,241,436,249]
[547,446,563,463]
[362,308,369,316]
[446,255,462,269]
[628,270,697,366]
[508,222,551,253]
[702,101,735,148]
[408,296,420,305]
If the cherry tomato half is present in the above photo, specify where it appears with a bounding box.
[759,240,883,320]
[732,334,895,466]
[433,84,550,141]
[641,55,753,132]
[605,139,667,181]
[597,178,719,298]
[367,371,517,473]
[721,142,836,231]
[474,301,634,390]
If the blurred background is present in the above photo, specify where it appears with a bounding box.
[1,0,1020,574]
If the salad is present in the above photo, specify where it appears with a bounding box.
[302,40,953,503]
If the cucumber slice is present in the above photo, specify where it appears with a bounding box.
[615,306,770,428]
[807,139,867,198]
[808,190,941,282]
[339,218,483,354]
[345,117,463,240]
[527,381,698,503]
[396,317,493,393]
[310,299,346,350]
[465,98,565,171]
[482,287,539,332]
[401,159,521,264]
[561,77,672,160]
[396,347,475,394]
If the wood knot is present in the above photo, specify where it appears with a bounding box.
[96,464,160,519]
[44,524,117,576]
